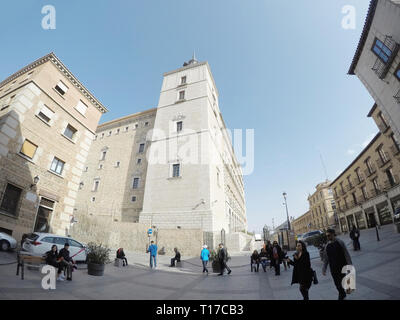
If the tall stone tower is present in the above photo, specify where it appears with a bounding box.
[140,55,247,246]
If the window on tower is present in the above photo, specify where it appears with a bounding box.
[179,90,185,101]
[181,76,186,85]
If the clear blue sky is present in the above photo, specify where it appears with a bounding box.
[0,1,376,233]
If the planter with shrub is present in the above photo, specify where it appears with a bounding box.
[209,249,221,273]
[86,242,111,276]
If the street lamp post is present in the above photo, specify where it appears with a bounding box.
[283,192,291,249]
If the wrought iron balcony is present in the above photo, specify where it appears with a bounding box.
[364,165,377,178]
[383,175,399,190]
[372,35,399,80]
[390,144,400,157]
[376,155,391,168]
[377,122,390,134]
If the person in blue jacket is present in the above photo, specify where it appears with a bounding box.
[200,245,210,274]
[147,241,158,268]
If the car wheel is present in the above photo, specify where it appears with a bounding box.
[0,240,10,251]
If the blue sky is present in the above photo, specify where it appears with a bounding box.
[0,1,376,233]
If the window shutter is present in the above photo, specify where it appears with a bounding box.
[21,140,37,159]
[40,105,54,119]
[57,81,68,93]
[76,100,88,115]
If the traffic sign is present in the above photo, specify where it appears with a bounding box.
[148,228,152,235]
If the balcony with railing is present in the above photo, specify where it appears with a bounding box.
[390,144,400,157]
[369,188,382,198]
[383,175,399,190]
[376,154,391,168]
[377,121,390,134]
[364,164,377,178]
[372,35,399,79]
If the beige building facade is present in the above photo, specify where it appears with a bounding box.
[330,104,400,232]
[307,181,337,231]
[0,53,107,241]
[74,108,157,223]
[292,210,312,235]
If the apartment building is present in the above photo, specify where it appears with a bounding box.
[292,210,312,235]
[0,53,107,241]
[330,106,400,232]
[307,181,337,231]
[348,0,400,140]
[74,109,156,223]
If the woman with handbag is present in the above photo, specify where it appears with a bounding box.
[287,240,314,300]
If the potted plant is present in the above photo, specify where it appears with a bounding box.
[209,249,221,273]
[86,242,111,276]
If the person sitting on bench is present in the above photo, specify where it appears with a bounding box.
[169,248,181,267]
[45,245,64,281]
[116,248,128,266]
[57,243,75,281]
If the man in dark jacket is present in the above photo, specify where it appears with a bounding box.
[58,243,74,281]
[349,225,361,251]
[322,229,353,300]
[217,243,231,276]
[170,248,181,267]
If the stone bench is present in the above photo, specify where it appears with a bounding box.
[114,258,124,267]
[176,261,183,268]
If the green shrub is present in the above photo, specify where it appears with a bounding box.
[86,242,111,265]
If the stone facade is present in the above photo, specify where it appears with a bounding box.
[0,53,107,241]
[140,58,247,249]
[307,181,337,231]
[349,0,400,141]
[330,104,400,232]
[292,210,312,235]
[74,109,157,223]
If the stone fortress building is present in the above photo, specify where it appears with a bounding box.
[74,55,248,248]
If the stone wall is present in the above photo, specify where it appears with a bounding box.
[70,212,203,257]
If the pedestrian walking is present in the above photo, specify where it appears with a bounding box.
[217,243,231,276]
[282,249,290,271]
[250,250,260,272]
[322,228,353,300]
[271,241,283,276]
[266,241,273,270]
[169,247,181,267]
[200,245,210,274]
[259,247,269,272]
[349,225,361,251]
[147,240,158,269]
[287,241,313,300]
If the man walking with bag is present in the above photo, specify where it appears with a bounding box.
[322,229,353,300]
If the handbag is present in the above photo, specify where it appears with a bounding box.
[312,269,318,285]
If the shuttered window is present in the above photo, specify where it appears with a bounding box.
[38,105,54,123]
[76,100,88,115]
[55,81,68,96]
[20,140,38,159]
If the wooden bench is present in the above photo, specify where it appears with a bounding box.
[16,253,72,280]
[16,253,46,280]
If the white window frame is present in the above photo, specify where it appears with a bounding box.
[75,100,88,116]
[37,105,55,125]
[55,81,68,96]
[132,177,140,189]
[170,162,182,178]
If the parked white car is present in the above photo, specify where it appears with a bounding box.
[0,232,18,251]
[22,233,87,262]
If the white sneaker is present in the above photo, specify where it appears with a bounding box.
[57,276,65,281]
[61,274,66,279]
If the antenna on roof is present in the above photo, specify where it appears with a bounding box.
[319,150,329,181]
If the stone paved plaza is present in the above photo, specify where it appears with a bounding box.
[0,225,399,300]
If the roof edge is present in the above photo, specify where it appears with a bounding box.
[330,131,381,186]
[348,0,378,75]
[0,52,108,114]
